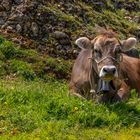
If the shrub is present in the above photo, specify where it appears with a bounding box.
[0,41,17,59]
[0,60,7,76]
[0,36,5,44]
[46,57,72,79]
[9,59,35,80]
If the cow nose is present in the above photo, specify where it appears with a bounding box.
[99,65,118,79]
[103,66,116,75]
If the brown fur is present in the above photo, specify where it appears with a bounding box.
[69,31,139,102]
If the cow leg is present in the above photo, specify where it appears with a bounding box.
[69,91,86,100]
[68,84,86,100]
[69,81,92,100]
[96,94,110,103]
[114,82,129,102]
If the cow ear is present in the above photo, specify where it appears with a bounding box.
[121,37,137,51]
[75,37,91,49]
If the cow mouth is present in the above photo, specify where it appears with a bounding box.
[101,75,115,81]
[97,79,116,94]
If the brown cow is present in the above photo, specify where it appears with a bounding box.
[69,30,140,102]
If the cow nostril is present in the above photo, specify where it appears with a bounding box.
[112,68,116,74]
[103,67,108,73]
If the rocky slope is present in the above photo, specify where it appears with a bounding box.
[0,0,140,59]
[0,0,139,79]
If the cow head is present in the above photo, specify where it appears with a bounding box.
[76,30,137,81]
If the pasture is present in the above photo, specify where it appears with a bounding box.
[0,78,140,139]
[0,27,140,140]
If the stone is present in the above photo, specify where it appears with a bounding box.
[12,38,22,44]
[0,11,7,17]
[0,18,4,25]
[16,24,22,33]
[1,0,12,11]
[13,0,24,5]
[1,23,8,29]
[54,31,69,40]
[31,22,39,37]
[59,38,71,45]
[0,5,5,11]
[6,26,13,32]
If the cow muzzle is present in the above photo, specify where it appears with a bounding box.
[99,65,118,81]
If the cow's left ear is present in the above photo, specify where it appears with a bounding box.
[121,37,137,51]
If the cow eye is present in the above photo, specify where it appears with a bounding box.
[94,49,99,53]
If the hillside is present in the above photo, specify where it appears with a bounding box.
[0,0,140,79]
[0,1,140,55]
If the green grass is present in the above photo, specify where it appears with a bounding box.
[0,78,140,139]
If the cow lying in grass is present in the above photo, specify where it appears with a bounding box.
[69,30,140,102]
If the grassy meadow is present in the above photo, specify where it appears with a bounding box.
[0,78,140,139]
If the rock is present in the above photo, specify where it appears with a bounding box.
[0,11,7,25]
[59,38,71,45]
[23,21,31,33]
[73,49,77,53]
[12,37,22,44]
[37,45,46,52]
[54,31,69,40]
[6,26,13,32]
[0,0,139,60]
[0,11,7,17]
[56,45,62,50]
[42,36,49,42]
[0,18,4,25]
[13,0,24,5]
[0,5,5,11]
[1,0,12,11]
[16,24,22,33]
[1,24,6,29]
[53,31,72,57]
[31,22,39,37]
